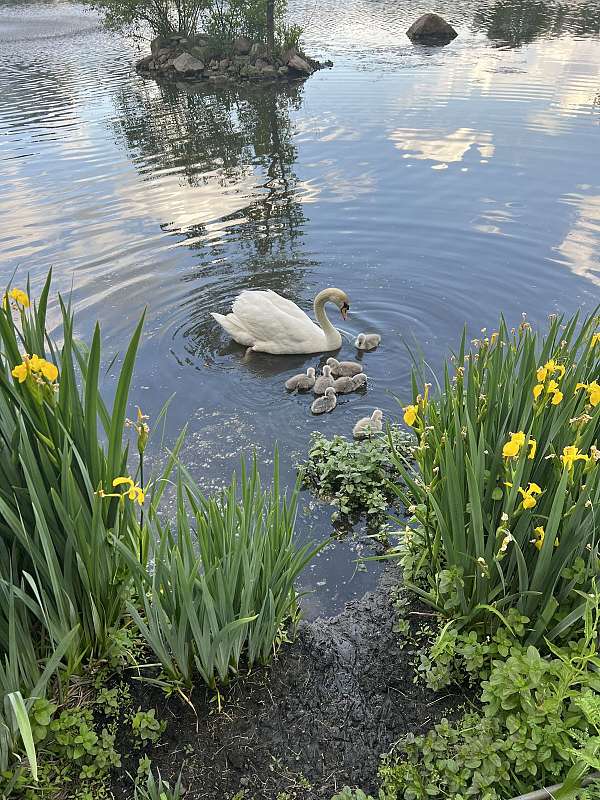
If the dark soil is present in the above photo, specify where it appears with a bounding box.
[112,569,464,799]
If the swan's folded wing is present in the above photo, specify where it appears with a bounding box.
[264,290,314,325]
[232,291,318,344]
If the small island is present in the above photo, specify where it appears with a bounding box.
[136,32,331,83]
[86,0,331,84]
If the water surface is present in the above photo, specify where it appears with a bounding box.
[1,0,599,615]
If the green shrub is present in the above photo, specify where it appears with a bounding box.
[131,708,166,745]
[124,455,320,689]
[88,0,296,49]
[390,312,600,643]
[300,427,414,524]
[380,589,600,799]
[331,789,387,800]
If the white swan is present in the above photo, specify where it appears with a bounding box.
[355,333,381,350]
[353,409,383,439]
[311,387,337,415]
[211,288,350,355]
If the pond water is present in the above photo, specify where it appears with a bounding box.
[1,0,599,616]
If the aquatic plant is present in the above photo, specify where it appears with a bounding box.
[300,427,414,524]
[123,454,319,690]
[0,274,318,793]
[0,272,153,666]
[391,311,600,643]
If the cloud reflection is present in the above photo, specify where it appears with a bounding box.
[555,192,600,286]
[390,126,495,166]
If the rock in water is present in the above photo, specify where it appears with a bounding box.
[288,54,313,75]
[173,53,205,73]
[406,13,458,44]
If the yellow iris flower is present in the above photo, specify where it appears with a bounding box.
[534,360,565,404]
[561,445,589,470]
[503,438,520,458]
[3,288,30,309]
[506,481,542,510]
[403,405,418,427]
[11,362,29,383]
[531,525,558,551]
[528,439,537,459]
[591,333,600,347]
[11,354,59,385]
[503,431,535,459]
[520,482,542,509]
[574,381,600,407]
[112,476,145,505]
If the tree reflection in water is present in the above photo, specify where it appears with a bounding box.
[114,78,319,372]
[473,0,600,47]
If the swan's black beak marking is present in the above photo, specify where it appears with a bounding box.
[341,303,349,320]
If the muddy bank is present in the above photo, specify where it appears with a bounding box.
[112,569,464,799]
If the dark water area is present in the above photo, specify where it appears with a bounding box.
[1,0,599,616]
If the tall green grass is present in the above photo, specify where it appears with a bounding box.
[124,456,320,690]
[0,273,319,787]
[0,271,148,664]
[392,312,600,643]
[0,272,150,783]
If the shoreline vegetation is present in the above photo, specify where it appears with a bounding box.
[1,276,600,800]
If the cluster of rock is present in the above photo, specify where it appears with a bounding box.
[136,33,331,83]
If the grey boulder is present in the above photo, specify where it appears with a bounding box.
[287,53,313,75]
[406,13,458,44]
[172,53,205,73]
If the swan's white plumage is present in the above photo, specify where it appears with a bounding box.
[211,288,347,355]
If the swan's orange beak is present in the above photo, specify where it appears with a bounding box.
[341,303,349,320]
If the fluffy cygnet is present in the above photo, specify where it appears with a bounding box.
[355,333,381,351]
[285,367,316,392]
[313,365,335,395]
[311,387,337,415]
[326,357,363,378]
[352,409,383,439]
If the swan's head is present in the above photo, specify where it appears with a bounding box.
[326,357,339,369]
[322,365,332,377]
[319,288,350,320]
[324,387,336,397]
[356,334,366,348]
[371,409,383,422]
[307,367,316,378]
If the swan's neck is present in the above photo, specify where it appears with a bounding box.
[314,291,342,349]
